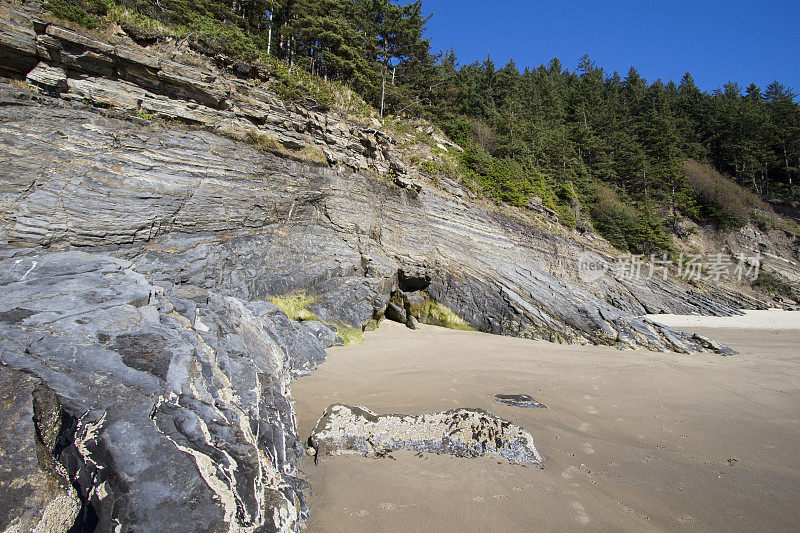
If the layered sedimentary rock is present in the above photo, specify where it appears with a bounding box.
[0,90,751,350]
[2,4,414,174]
[0,8,768,531]
[309,404,544,466]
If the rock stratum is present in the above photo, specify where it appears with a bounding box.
[309,404,544,466]
[0,6,765,531]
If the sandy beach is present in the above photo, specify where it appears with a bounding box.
[293,312,800,532]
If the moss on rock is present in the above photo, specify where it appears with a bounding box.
[269,291,318,322]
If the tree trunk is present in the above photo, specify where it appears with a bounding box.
[643,168,647,198]
[783,141,792,198]
[266,11,272,56]
[671,186,678,234]
[380,65,386,118]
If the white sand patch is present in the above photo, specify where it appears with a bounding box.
[645,309,800,330]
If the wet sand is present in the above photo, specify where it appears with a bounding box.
[293,312,800,532]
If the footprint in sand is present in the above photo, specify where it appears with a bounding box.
[473,496,485,503]
[379,503,396,511]
[571,501,590,525]
[512,486,523,492]
[561,465,579,479]
[354,509,369,517]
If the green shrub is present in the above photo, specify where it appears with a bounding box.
[44,0,108,28]
[266,58,337,111]
[590,184,672,254]
[459,145,537,207]
[753,272,795,298]
[420,159,453,179]
[683,160,763,229]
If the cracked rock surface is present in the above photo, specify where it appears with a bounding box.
[309,404,544,466]
[0,251,312,531]
[0,83,748,531]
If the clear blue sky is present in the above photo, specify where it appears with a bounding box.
[422,0,800,93]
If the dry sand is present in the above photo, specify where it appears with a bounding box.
[647,309,800,331]
[293,312,800,532]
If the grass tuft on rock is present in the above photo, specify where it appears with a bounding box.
[269,291,318,322]
[335,327,364,346]
[242,131,328,166]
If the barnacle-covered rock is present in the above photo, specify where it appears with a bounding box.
[309,404,544,466]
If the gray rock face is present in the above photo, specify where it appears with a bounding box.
[309,404,543,466]
[0,92,746,352]
[0,251,307,531]
[0,368,81,532]
[0,82,749,529]
[0,10,38,75]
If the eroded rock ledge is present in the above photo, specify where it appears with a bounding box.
[309,404,544,466]
[0,4,416,174]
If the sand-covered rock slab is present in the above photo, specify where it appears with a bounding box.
[309,404,543,466]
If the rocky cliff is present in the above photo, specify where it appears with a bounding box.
[0,6,765,531]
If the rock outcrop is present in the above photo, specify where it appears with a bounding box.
[309,404,543,466]
[0,251,312,531]
[2,4,406,175]
[494,394,549,409]
[0,91,751,350]
[0,6,768,531]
